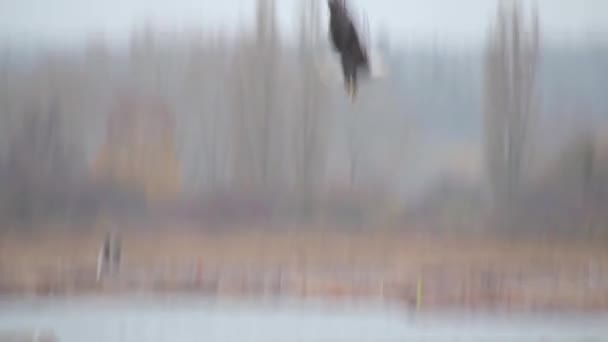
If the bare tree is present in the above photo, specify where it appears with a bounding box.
[231,0,281,191]
[255,0,280,188]
[293,0,328,205]
[1,96,78,220]
[483,2,540,213]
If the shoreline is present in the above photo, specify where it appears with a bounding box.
[3,228,608,315]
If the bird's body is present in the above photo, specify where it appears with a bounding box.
[327,0,370,101]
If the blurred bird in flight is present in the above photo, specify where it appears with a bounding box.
[327,0,370,102]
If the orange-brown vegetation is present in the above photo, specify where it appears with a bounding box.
[91,94,181,204]
[1,222,608,313]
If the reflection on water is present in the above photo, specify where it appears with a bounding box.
[1,297,607,341]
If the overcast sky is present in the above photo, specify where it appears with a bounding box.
[0,0,607,46]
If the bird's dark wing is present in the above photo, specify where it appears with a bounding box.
[329,24,342,52]
[328,1,354,53]
[328,1,369,67]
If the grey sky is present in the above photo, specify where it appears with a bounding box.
[0,0,606,45]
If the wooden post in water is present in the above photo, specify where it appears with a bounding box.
[97,231,122,282]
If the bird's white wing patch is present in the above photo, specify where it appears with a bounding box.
[368,48,387,79]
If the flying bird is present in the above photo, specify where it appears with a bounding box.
[327,0,370,102]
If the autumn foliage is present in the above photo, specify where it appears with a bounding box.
[92,95,181,204]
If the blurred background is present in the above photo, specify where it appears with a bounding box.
[0,0,607,229]
[1,0,608,340]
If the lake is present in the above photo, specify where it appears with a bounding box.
[1,296,607,341]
